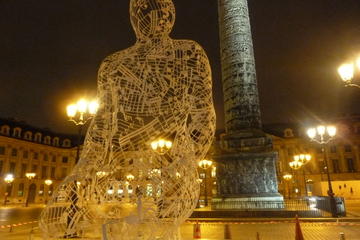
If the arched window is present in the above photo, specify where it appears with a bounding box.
[53,137,60,147]
[62,139,71,147]
[1,125,10,135]
[13,127,22,138]
[34,133,42,143]
[24,131,32,140]
[284,128,294,138]
[44,136,51,145]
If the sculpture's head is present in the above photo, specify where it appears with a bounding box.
[130,0,175,40]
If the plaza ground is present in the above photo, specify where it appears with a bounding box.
[1,203,360,239]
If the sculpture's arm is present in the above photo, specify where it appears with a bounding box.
[187,43,216,159]
[80,59,114,168]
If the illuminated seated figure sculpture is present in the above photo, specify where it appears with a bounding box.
[39,0,215,239]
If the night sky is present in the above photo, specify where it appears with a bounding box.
[1,0,360,134]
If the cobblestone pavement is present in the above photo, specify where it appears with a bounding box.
[1,221,360,240]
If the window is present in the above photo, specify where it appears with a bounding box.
[43,154,48,161]
[61,168,67,178]
[34,133,42,143]
[344,145,352,153]
[23,151,28,158]
[347,158,356,172]
[13,128,21,138]
[44,136,51,145]
[51,167,55,178]
[62,139,71,147]
[18,183,24,197]
[21,164,27,177]
[62,157,68,163]
[9,162,16,174]
[34,152,38,160]
[11,148,17,157]
[332,159,340,173]
[0,160,3,174]
[0,146,5,155]
[41,166,48,179]
[53,137,59,147]
[199,173,205,179]
[24,131,32,140]
[284,129,294,138]
[330,146,337,153]
[32,164,37,172]
[1,125,10,135]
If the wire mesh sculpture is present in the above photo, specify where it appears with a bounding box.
[39,0,215,239]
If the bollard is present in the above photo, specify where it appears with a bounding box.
[193,221,201,239]
[339,232,345,240]
[9,225,13,233]
[224,224,231,239]
[256,232,260,240]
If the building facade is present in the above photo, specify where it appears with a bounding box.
[0,119,77,205]
[268,117,360,200]
[198,117,360,205]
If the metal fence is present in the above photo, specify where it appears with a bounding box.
[191,197,346,218]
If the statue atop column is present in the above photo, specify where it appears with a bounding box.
[40,0,215,239]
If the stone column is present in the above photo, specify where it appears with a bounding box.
[218,0,261,133]
[212,0,283,209]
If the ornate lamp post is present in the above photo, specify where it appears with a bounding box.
[3,174,14,205]
[282,173,293,199]
[151,139,172,155]
[66,98,99,163]
[289,154,312,197]
[25,172,36,207]
[338,57,360,88]
[198,159,212,207]
[65,98,98,238]
[44,179,53,204]
[307,125,337,217]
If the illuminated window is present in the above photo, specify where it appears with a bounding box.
[199,173,205,179]
[211,167,216,178]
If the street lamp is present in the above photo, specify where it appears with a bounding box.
[307,125,337,217]
[289,154,312,197]
[282,173,293,199]
[151,138,172,155]
[198,159,213,207]
[3,174,14,205]
[66,98,99,163]
[25,172,36,207]
[44,179,53,204]
[338,57,360,88]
